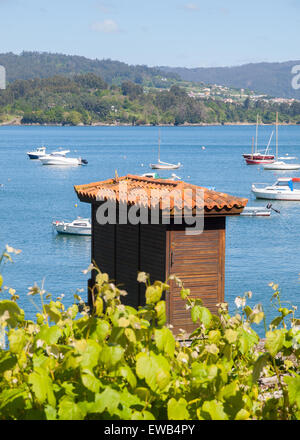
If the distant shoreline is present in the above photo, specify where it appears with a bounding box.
[1,121,300,127]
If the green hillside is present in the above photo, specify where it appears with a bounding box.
[1,73,300,126]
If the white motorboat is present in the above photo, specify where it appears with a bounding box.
[150,128,181,170]
[40,152,88,166]
[263,113,300,170]
[27,146,47,159]
[252,178,300,200]
[52,217,91,235]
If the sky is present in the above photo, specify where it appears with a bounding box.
[0,0,299,68]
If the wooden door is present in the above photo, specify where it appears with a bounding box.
[166,222,225,335]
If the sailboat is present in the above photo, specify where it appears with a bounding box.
[150,129,181,170]
[263,113,300,171]
[243,114,275,164]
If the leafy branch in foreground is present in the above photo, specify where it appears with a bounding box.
[0,247,299,420]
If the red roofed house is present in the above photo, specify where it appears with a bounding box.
[75,174,247,335]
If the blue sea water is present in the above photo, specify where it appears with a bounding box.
[0,125,299,334]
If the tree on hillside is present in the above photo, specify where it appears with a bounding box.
[121,81,143,100]
[169,85,187,98]
[74,73,107,90]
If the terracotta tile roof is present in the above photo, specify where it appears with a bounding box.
[74,174,248,214]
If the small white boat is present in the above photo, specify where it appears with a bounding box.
[240,206,271,216]
[150,128,181,170]
[27,146,47,159]
[40,152,87,166]
[252,178,300,200]
[52,218,91,235]
[150,160,181,170]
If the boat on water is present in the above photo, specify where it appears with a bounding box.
[150,129,181,170]
[150,161,181,170]
[263,113,300,171]
[52,217,91,235]
[27,147,70,160]
[27,146,47,159]
[252,177,300,200]
[40,151,88,166]
[243,115,275,165]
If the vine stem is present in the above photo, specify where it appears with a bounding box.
[271,357,289,420]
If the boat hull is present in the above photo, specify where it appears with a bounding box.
[245,158,275,165]
[40,157,82,166]
[252,189,300,200]
[55,225,91,235]
[243,153,274,160]
[150,163,181,170]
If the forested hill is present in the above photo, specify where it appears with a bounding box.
[160,61,300,99]
[1,73,300,126]
[0,51,179,86]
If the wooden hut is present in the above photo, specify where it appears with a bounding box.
[75,174,247,334]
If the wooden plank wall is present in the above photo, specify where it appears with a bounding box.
[115,224,140,307]
[166,217,226,335]
[139,224,166,306]
[92,204,116,280]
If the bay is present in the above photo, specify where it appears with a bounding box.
[0,125,299,334]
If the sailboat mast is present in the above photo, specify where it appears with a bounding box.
[158,128,161,162]
[276,112,278,160]
[255,114,259,153]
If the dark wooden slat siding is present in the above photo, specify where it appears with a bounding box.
[166,218,226,335]
[92,204,116,281]
[115,224,140,308]
[139,225,166,306]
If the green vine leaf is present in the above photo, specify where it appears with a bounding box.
[168,397,189,420]
[265,330,285,357]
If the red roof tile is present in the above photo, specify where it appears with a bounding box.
[74,174,248,215]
